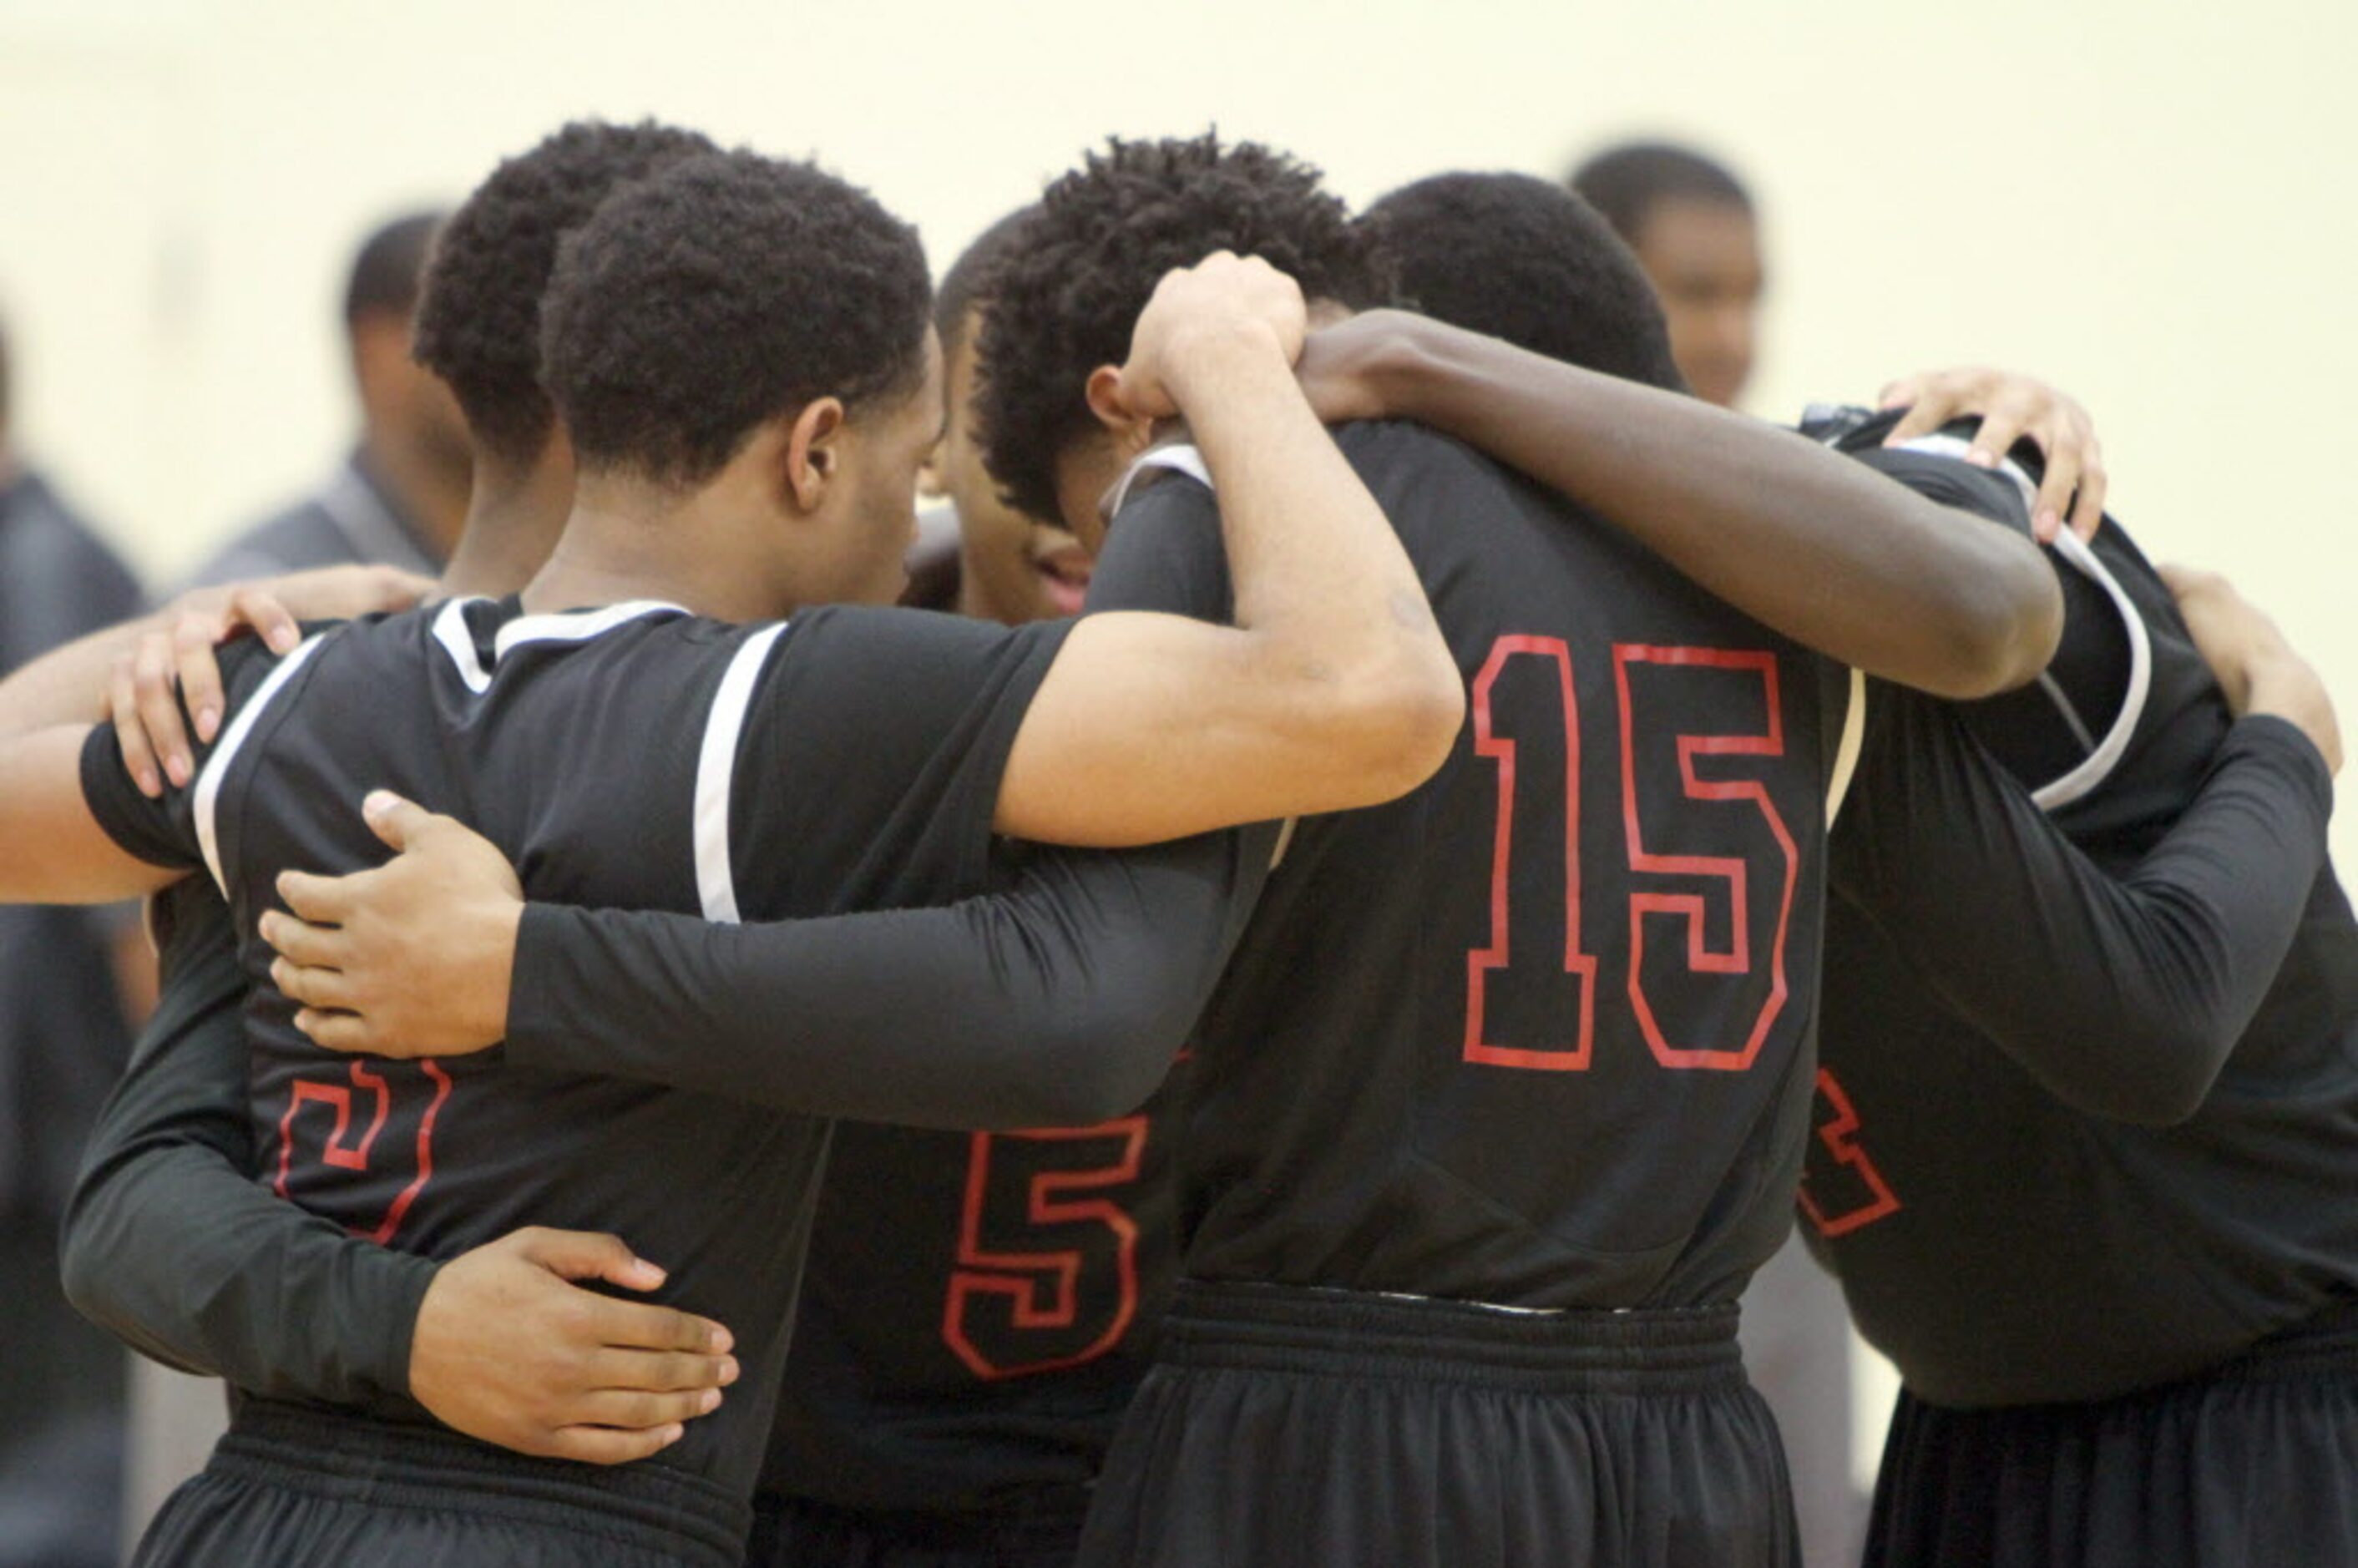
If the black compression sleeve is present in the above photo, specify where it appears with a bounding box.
[1834,703,2331,1125]
[507,825,1274,1130]
[60,883,433,1412]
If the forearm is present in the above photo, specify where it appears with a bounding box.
[62,943,433,1407]
[0,609,158,737]
[509,827,1272,1130]
[1177,331,1460,782]
[1836,710,2330,1123]
[1372,314,2062,698]
[65,1141,436,1409]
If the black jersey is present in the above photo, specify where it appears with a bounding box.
[77,594,1070,1505]
[1802,451,2358,1406]
[1089,421,1863,1309]
[759,1074,1186,1523]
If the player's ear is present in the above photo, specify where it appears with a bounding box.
[1084,365,1152,452]
[783,396,848,512]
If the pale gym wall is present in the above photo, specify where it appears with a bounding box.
[4,0,2354,1479]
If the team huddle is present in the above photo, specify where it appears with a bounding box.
[0,119,2350,1568]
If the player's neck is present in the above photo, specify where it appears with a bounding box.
[439,458,570,599]
[523,474,786,623]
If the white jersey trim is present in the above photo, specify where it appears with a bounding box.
[1104,442,1213,520]
[2029,528,2152,812]
[1825,667,1870,827]
[193,634,330,897]
[432,598,493,694]
[1890,432,2041,518]
[694,624,787,923]
[430,597,689,695]
[495,599,687,660]
[1879,435,2153,812]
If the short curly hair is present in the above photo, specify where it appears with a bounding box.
[414,119,716,468]
[975,134,1387,522]
[1360,172,1684,392]
[1567,141,1753,245]
[934,203,1038,359]
[540,149,933,488]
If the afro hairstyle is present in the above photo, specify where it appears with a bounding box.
[413,119,717,468]
[539,148,932,488]
[975,132,1388,524]
[1360,171,1685,392]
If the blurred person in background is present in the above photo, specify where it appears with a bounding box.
[1572,138,1857,1565]
[1571,141,1763,410]
[186,210,470,587]
[0,308,147,1568]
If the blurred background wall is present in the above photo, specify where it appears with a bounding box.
[3,0,2351,1525]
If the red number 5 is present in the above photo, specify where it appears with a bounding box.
[1617,645,1799,1071]
[940,1118,1146,1381]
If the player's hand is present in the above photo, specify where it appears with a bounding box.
[1294,308,1417,427]
[1879,367,2108,544]
[110,566,433,798]
[412,1227,738,1465]
[2160,564,2342,774]
[1111,251,1308,421]
[261,791,523,1056]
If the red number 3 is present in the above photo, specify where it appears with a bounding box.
[940,1118,1146,1381]
[1465,637,1800,1074]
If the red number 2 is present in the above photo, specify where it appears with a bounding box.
[940,1118,1146,1381]
[1465,638,1799,1074]
[273,1058,453,1245]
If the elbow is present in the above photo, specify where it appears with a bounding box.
[1913,545,2065,701]
[2042,1036,2223,1128]
[1020,949,1206,1125]
[1320,645,1468,808]
[57,1203,114,1329]
[1020,1014,1182,1126]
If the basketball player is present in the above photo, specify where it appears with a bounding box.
[0,151,1467,1565]
[247,137,2066,1568]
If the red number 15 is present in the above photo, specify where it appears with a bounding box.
[1465,637,1800,1075]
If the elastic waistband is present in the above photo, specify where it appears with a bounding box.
[755,1485,1092,1554]
[2221,1297,2358,1383]
[1161,1279,1745,1395]
[210,1400,747,1565]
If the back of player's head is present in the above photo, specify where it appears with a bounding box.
[936,205,1040,362]
[540,148,932,487]
[1360,172,1684,393]
[977,132,1387,522]
[1567,140,1753,244]
[344,210,444,331]
[415,119,718,469]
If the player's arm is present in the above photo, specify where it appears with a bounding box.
[1833,571,2335,1125]
[63,884,738,1463]
[265,792,1273,1129]
[0,565,429,904]
[1294,310,2062,701]
[989,256,1462,848]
